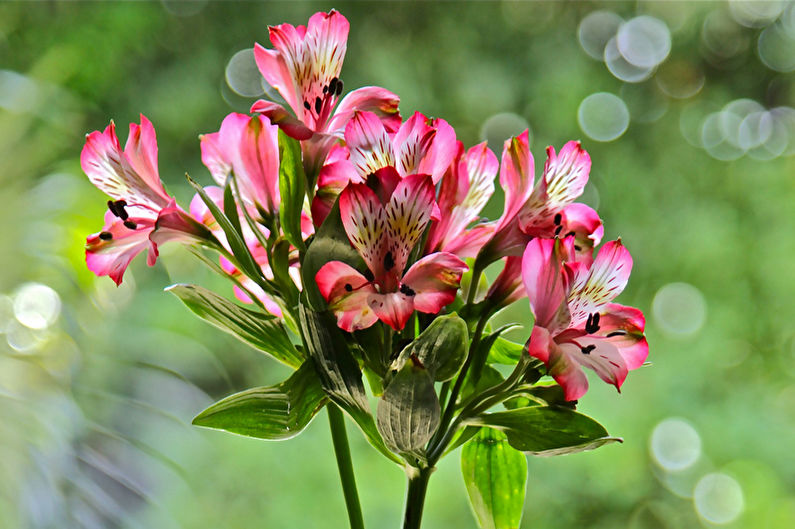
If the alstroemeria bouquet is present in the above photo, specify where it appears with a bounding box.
[81,10,648,529]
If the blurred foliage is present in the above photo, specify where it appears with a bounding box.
[0,1,793,528]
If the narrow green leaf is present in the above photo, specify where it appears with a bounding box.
[301,199,363,310]
[299,304,401,464]
[193,361,326,440]
[187,175,262,282]
[223,180,243,236]
[377,359,440,455]
[486,337,526,365]
[167,283,302,368]
[468,406,622,456]
[396,313,468,382]
[461,428,527,529]
[277,130,307,252]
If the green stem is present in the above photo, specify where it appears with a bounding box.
[465,259,485,306]
[327,405,365,529]
[402,466,433,529]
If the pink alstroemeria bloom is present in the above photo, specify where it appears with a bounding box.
[251,10,400,174]
[478,132,604,265]
[315,174,467,331]
[82,116,208,285]
[424,140,498,258]
[311,110,457,226]
[522,237,648,401]
[200,113,280,218]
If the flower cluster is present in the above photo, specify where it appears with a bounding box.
[80,10,649,528]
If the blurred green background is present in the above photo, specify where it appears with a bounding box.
[1,1,793,528]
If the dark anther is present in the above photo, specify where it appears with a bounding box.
[554,225,562,236]
[606,330,627,338]
[123,220,138,230]
[574,245,582,251]
[335,80,343,95]
[303,100,311,110]
[329,77,338,94]
[580,344,596,355]
[115,200,129,220]
[322,85,328,94]
[99,231,113,241]
[107,200,119,217]
[399,284,416,297]
[344,283,353,292]
[566,231,575,238]
[314,96,322,114]
[383,251,395,271]
[585,312,601,334]
[554,213,562,225]
[363,269,374,281]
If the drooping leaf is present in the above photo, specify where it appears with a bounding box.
[467,406,622,456]
[376,358,440,455]
[301,199,363,310]
[192,361,326,440]
[395,313,468,381]
[487,337,526,365]
[167,283,302,368]
[461,428,527,529]
[277,130,307,252]
[299,304,401,464]
[187,175,263,282]
[223,179,243,237]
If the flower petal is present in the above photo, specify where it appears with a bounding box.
[200,132,231,187]
[392,113,457,184]
[339,183,387,276]
[81,119,169,209]
[316,261,379,331]
[560,202,604,264]
[486,256,524,307]
[253,43,302,120]
[541,141,591,207]
[124,115,163,197]
[596,303,648,370]
[521,237,572,330]
[559,336,628,392]
[496,130,534,231]
[85,213,157,286]
[568,239,633,326]
[345,110,395,178]
[328,86,401,135]
[384,173,436,274]
[368,292,414,331]
[401,252,468,313]
[250,99,314,140]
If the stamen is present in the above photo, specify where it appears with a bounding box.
[336,80,343,95]
[554,213,562,225]
[399,284,415,297]
[574,245,582,251]
[581,344,596,355]
[344,283,353,292]
[554,225,562,236]
[303,100,311,110]
[328,77,338,94]
[322,85,328,94]
[585,312,601,334]
[383,251,395,271]
[99,231,113,241]
[315,97,322,114]
[606,330,627,338]
[123,220,138,230]
[363,269,374,281]
[107,200,119,217]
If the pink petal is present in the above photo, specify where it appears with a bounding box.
[442,223,496,259]
[316,261,379,331]
[250,99,314,140]
[85,214,158,286]
[189,186,224,228]
[368,292,414,331]
[339,183,388,276]
[496,130,534,231]
[384,173,436,274]
[311,156,357,226]
[597,303,648,370]
[150,200,213,247]
[401,252,468,313]
[568,239,633,326]
[124,115,164,198]
[345,110,395,178]
[253,44,302,121]
[559,336,628,392]
[328,86,401,135]
[526,325,554,367]
[547,346,590,401]
[560,202,604,263]
[521,238,572,331]
[81,119,170,210]
[200,132,231,186]
[392,113,458,184]
[486,256,524,307]
[540,141,591,207]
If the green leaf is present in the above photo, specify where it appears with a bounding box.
[461,428,527,529]
[301,199,363,310]
[468,407,622,456]
[486,337,525,365]
[396,313,468,381]
[377,358,440,455]
[277,130,307,252]
[187,175,262,283]
[223,180,243,236]
[192,361,326,440]
[167,284,302,368]
[299,304,401,464]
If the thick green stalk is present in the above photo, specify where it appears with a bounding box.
[402,466,433,529]
[327,405,365,529]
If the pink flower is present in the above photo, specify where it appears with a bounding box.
[200,113,280,218]
[522,237,648,401]
[315,174,467,331]
[82,116,208,285]
[311,110,457,226]
[425,141,497,258]
[251,10,400,174]
[478,132,604,265]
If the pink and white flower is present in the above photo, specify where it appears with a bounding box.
[477,132,604,265]
[82,116,209,285]
[200,113,281,218]
[315,174,467,331]
[251,10,400,175]
[522,237,648,401]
